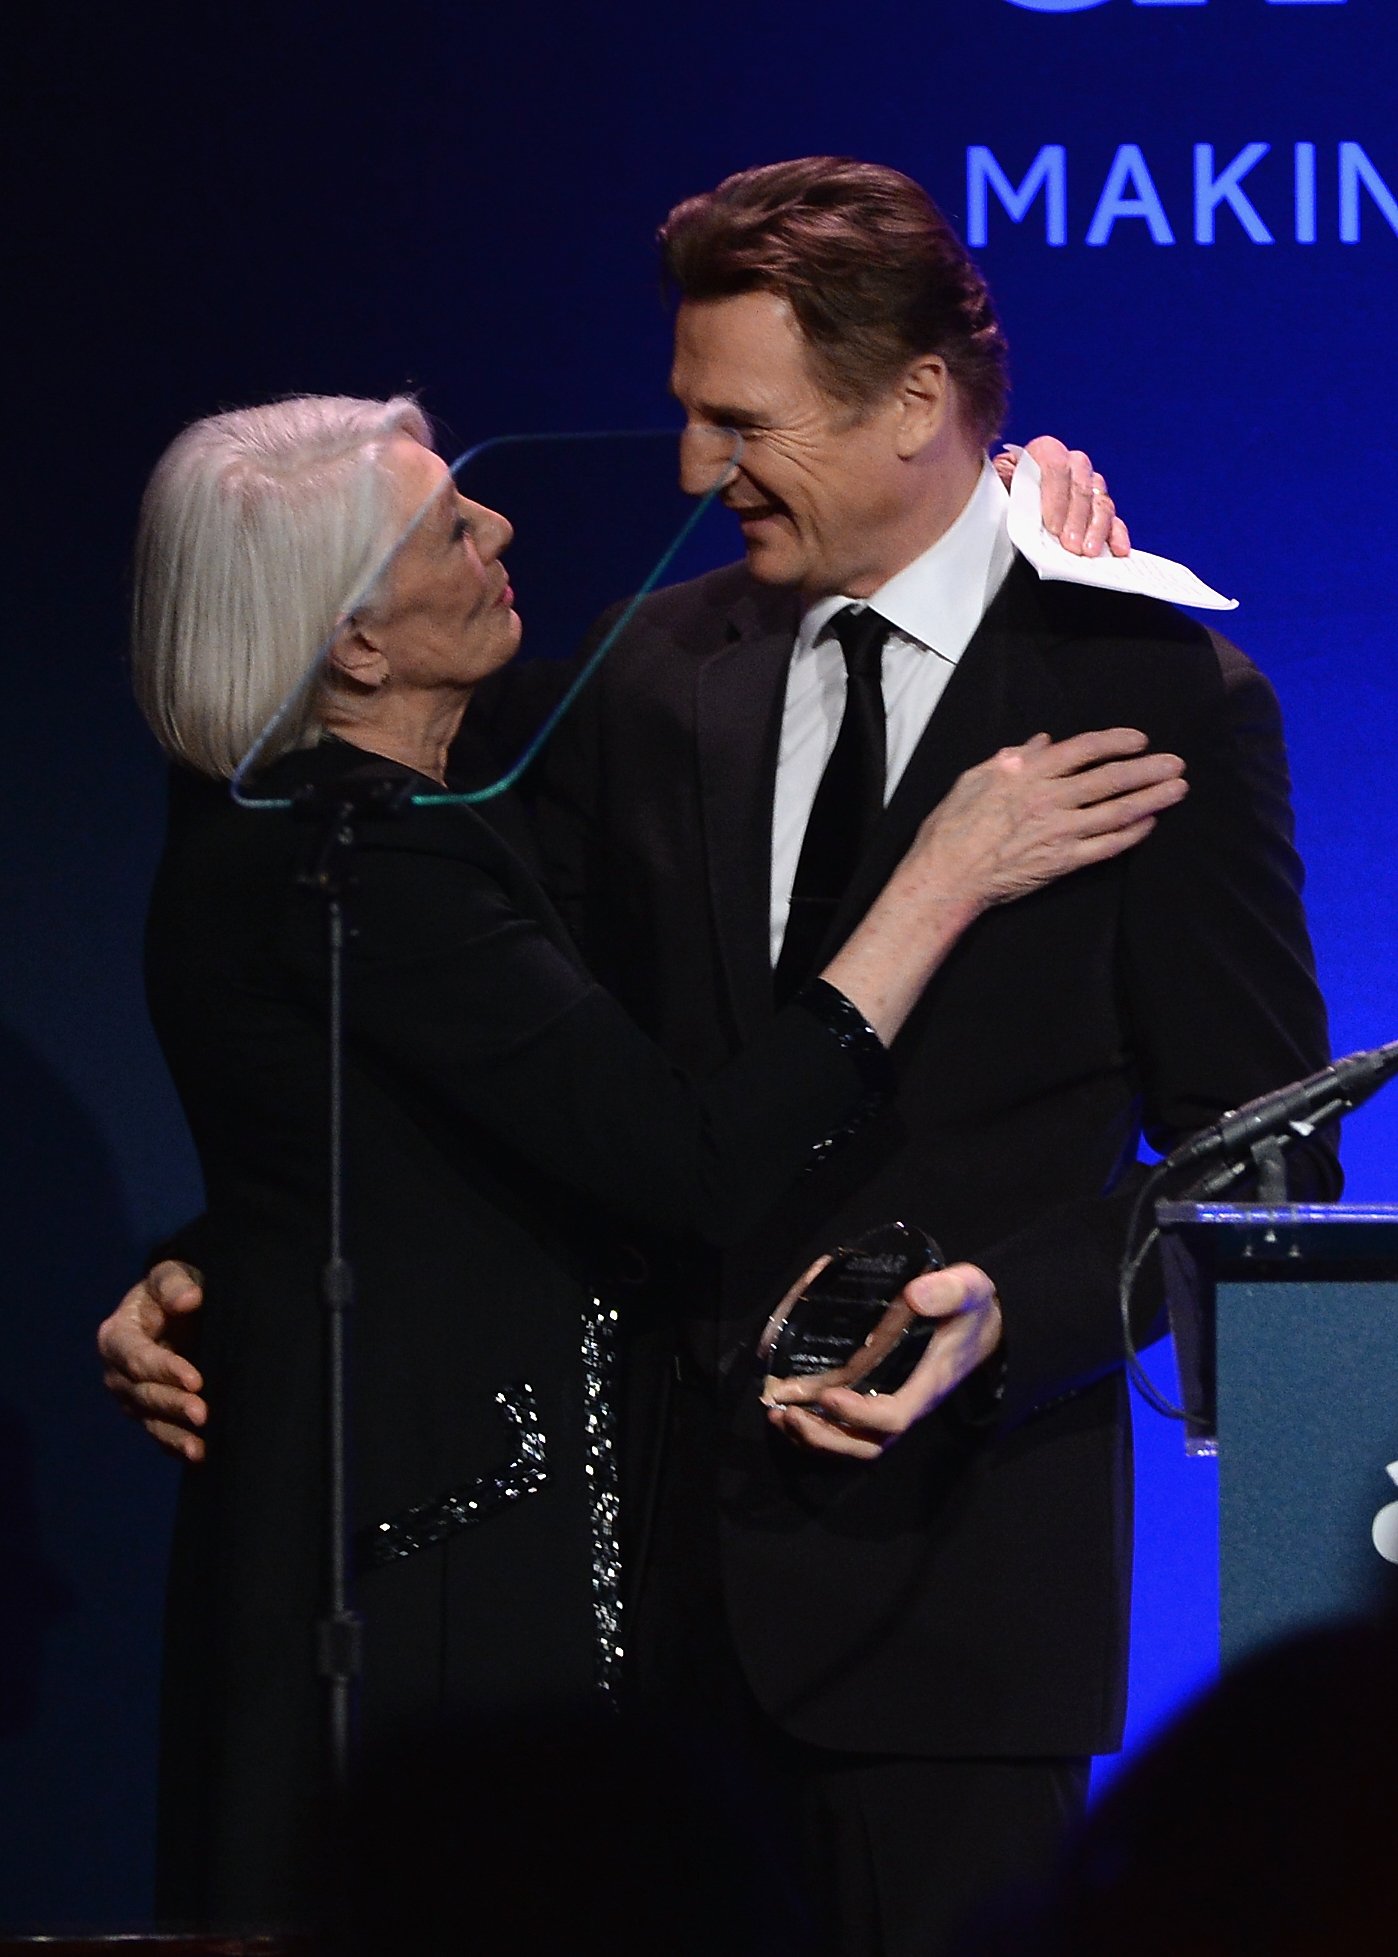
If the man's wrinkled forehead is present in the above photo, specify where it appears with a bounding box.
[668,292,834,425]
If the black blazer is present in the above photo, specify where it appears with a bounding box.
[530,554,1337,1758]
[146,739,876,1926]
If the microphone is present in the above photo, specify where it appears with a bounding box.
[1164,1039,1398,1179]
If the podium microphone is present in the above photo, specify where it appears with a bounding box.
[1163,1039,1398,1179]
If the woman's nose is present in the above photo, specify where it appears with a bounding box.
[472,500,514,557]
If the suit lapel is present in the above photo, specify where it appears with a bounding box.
[825,557,1074,952]
[695,580,799,1043]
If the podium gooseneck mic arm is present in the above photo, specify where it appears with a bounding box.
[1163,1039,1398,1183]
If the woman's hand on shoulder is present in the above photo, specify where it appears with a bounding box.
[909,727,1187,913]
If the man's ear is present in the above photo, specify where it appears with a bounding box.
[325,615,390,691]
[893,355,952,459]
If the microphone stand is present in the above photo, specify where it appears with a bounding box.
[1182,1129,1295,1204]
[294,773,412,1787]
[1250,1134,1290,1206]
[1117,1124,1313,1423]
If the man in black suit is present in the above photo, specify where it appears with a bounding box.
[103,159,1334,1955]
[520,157,1336,1955]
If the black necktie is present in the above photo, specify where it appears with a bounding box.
[774,604,889,1005]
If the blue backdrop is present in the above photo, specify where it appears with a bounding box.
[5,0,1395,1925]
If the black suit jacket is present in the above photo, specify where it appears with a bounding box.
[529,554,1337,1757]
[146,739,877,1924]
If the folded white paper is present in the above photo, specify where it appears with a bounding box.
[1007,451,1238,612]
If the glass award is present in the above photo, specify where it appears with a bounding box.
[758,1222,946,1398]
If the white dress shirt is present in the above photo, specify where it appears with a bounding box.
[770,459,1017,964]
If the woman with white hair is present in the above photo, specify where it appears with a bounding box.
[129,394,1184,1929]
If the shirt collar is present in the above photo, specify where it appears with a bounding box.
[795,458,1014,665]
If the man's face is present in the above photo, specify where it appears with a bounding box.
[669,292,922,603]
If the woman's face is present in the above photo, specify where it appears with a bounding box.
[365,436,521,692]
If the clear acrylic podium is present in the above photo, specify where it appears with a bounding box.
[1156,1203,1398,1665]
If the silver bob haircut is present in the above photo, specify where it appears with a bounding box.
[132,394,432,779]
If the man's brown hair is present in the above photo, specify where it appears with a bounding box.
[659,156,1010,444]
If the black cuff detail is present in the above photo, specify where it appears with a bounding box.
[787,980,893,1174]
[789,979,892,1097]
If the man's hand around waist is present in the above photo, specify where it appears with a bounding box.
[98,1260,208,1462]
